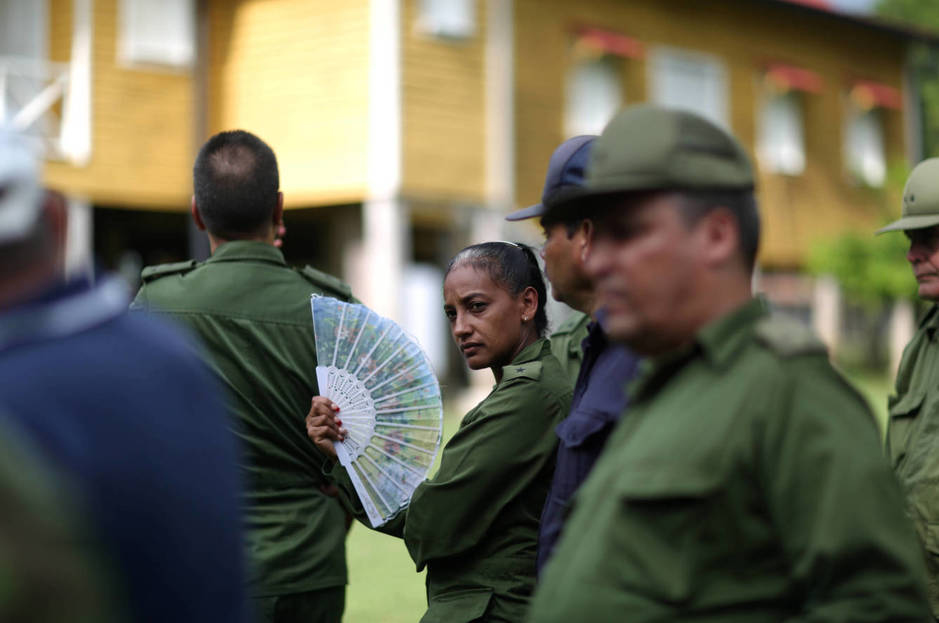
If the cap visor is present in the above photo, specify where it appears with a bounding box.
[876,214,939,234]
[505,203,546,222]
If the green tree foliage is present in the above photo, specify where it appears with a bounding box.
[807,230,916,305]
[877,0,939,156]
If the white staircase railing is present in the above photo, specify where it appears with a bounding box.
[0,55,73,161]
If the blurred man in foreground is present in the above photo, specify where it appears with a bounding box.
[505,135,640,572]
[132,130,356,623]
[527,105,930,622]
[0,129,247,622]
[877,157,939,618]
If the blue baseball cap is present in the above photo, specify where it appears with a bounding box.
[505,135,596,221]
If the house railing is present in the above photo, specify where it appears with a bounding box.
[0,55,73,160]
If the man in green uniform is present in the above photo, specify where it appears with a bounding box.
[132,130,354,623]
[876,157,939,619]
[528,105,930,622]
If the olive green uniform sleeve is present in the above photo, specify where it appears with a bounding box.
[760,356,930,621]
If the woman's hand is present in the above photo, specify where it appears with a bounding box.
[305,396,346,463]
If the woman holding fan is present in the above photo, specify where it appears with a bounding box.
[307,241,572,622]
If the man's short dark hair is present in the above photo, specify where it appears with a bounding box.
[193,130,279,239]
[676,190,760,271]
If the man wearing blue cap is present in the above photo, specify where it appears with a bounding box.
[506,135,640,573]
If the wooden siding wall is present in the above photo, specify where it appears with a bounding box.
[206,0,370,208]
[44,0,196,211]
[400,0,487,203]
[515,0,909,267]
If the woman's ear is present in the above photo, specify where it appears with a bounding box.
[519,285,539,322]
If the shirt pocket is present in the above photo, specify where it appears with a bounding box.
[611,467,727,604]
[887,390,925,470]
[420,587,493,623]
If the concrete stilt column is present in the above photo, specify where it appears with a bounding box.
[812,274,841,357]
[888,299,915,379]
[64,196,92,280]
[362,196,407,322]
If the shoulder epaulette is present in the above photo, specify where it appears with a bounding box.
[754,315,827,358]
[501,360,543,383]
[552,311,589,336]
[297,266,354,301]
[140,260,198,283]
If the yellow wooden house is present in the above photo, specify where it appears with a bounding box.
[2,0,932,365]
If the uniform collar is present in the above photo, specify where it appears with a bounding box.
[630,298,766,402]
[207,240,287,266]
[694,297,767,368]
[921,304,939,340]
[510,337,550,365]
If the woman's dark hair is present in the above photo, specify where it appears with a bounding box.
[445,241,549,337]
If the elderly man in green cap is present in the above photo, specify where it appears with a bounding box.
[527,104,930,622]
[878,157,939,620]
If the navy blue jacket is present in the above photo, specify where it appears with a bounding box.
[0,276,248,623]
[537,318,641,573]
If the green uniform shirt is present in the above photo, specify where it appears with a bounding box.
[131,241,352,598]
[336,338,572,622]
[549,311,590,385]
[530,299,930,622]
[888,304,939,618]
[0,423,121,623]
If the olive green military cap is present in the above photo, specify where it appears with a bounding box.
[877,158,939,234]
[544,104,754,220]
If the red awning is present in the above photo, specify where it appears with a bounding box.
[575,27,643,59]
[850,80,903,110]
[764,63,824,94]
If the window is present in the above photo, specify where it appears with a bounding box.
[758,91,805,175]
[417,0,475,40]
[845,107,886,187]
[649,47,728,128]
[565,56,622,137]
[118,0,195,68]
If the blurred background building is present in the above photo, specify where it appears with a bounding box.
[2,0,936,380]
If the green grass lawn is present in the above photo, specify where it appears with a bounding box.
[342,367,894,621]
[343,402,467,622]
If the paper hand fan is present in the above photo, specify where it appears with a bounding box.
[311,295,443,528]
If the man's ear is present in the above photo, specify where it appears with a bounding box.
[577,219,594,263]
[699,207,738,268]
[273,192,284,226]
[191,196,207,232]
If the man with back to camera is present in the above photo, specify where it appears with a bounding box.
[505,135,640,572]
[527,104,931,621]
[876,157,939,619]
[132,129,356,623]
[0,128,247,622]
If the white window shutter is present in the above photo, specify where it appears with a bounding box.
[758,92,806,175]
[565,57,622,137]
[649,47,728,129]
[118,0,195,68]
